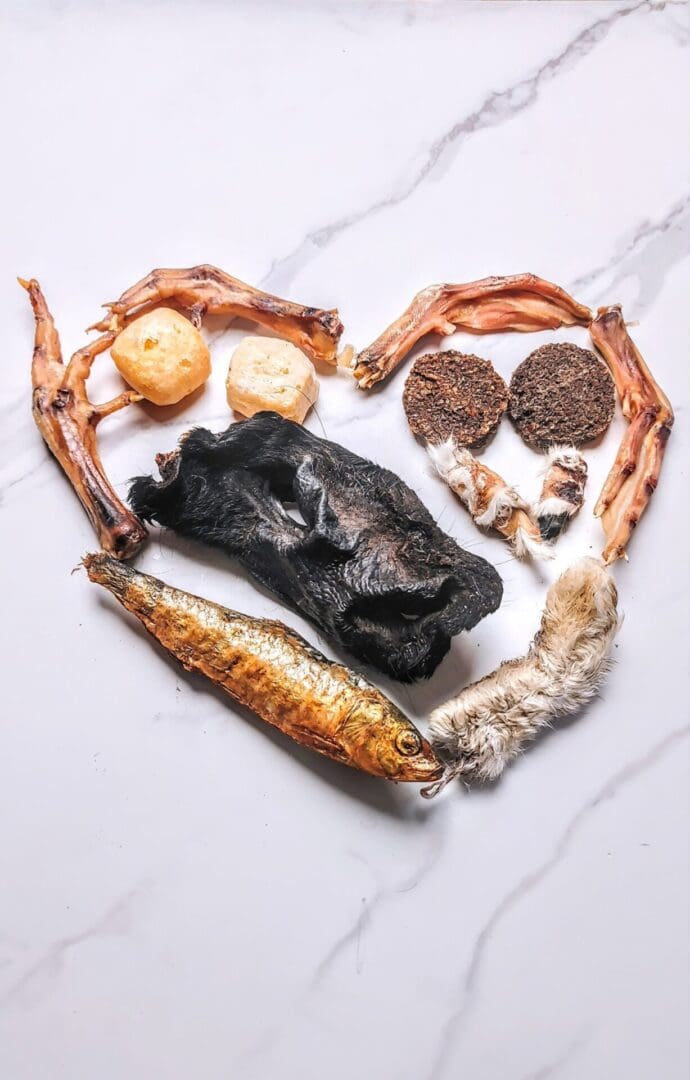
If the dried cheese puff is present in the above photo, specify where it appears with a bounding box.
[111,308,211,406]
[226,336,319,423]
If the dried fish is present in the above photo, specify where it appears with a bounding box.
[422,558,618,793]
[85,553,443,784]
[129,413,504,682]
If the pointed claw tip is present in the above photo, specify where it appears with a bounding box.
[17,276,32,291]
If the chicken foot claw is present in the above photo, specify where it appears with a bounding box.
[590,306,673,564]
[21,278,147,559]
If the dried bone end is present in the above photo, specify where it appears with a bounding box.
[422,557,618,792]
[533,446,587,541]
[428,439,552,560]
[22,278,147,559]
[590,306,673,564]
[87,265,343,366]
[353,273,591,388]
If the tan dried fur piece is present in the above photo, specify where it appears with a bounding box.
[421,558,618,793]
[21,278,147,559]
[532,446,587,541]
[353,273,592,388]
[427,439,552,561]
[590,306,673,564]
[89,264,344,366]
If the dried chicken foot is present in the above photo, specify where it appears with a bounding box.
[428,439,552,561]
[89,264,344,366]
[532,447,587,541]
[354,273,592,388]
[422,558,618,793]
[590,306,673,564]
[21,278,147,559]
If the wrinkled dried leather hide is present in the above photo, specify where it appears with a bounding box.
[129,412,503,681]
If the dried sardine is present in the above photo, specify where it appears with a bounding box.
[85,553,443,784]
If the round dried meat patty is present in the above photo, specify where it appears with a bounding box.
[403,351,508,449]
[509,343,615,450]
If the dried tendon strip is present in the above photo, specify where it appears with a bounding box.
[353,273,591,388]
[590,306,673,564]
[21,278,147,559]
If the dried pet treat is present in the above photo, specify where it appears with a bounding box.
[590,306,674,564]
[353,273,592,388]
[226,336,319,423]
[428,439,552,561]
[422,558,618,794]
[129,412,503,682]
[403,351,508,449]
[111,307,211,406]
[533,446,587,540]
[21,278,147,559]
[509,342,615,450]
[89,264,344,366]
[85,553,443,784]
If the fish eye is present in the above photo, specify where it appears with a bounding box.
[395,729,422,757]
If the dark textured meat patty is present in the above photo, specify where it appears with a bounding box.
[509,343,616,450]
[403,350,508,449]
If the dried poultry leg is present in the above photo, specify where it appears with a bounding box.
[89,264,344,366]
[353,273,592,388]
[590,306,673,564]
[21,278,147,558]
[428,439,552,561]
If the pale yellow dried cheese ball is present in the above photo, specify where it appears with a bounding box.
[226,336,319,423]
[111,308,211,406]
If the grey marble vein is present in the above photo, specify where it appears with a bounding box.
[262,0,664,295]
[238,816,447,1063]
[0,883,146,1008]
[573,194,690,312]
[427,724,690,1080]
[519,1029,591,1080]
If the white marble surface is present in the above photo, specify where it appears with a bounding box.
[1,2,689,1078]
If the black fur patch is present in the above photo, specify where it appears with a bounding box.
[129,413,503,682]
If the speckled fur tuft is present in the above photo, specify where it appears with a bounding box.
[423,558,618,790]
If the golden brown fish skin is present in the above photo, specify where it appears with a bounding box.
[84,554,443,784]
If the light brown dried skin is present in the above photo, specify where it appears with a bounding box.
[590,306,674,564]
[21,278,147,559]
[89,264,344,366]
[353,274,592,388]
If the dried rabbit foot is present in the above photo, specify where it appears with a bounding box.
[421,558,618,794]
[427,439,552,561]
[21,278,147,558]
[533,446,587,541]
[129,413,503,683]
[590,306,673,564]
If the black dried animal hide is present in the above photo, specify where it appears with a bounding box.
[129,413,502,681]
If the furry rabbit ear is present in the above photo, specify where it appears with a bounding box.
[129,413,504,683]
